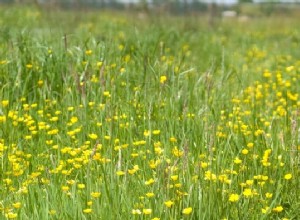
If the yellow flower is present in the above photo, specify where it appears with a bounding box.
[146,192,155,198]
[243,188,253,198]
[169,137,177,142]
[182,207,192,215]
[164,200,174,208]
[241,149,249,155]
[171,175,179,181]
[38,80,43,87]
[145,178,155,185]
[132,209,142,215]
[262,206,270,214]
[144,130,150,137]
[284,173,292,180]
[85,50,92,55]
[160,75,167,84]
[49,209,56,215]
[247,142,254,148]
[116,170,125,176]
[5,212,17,219]
[246,179,253,186]
[77,183,85,189]
[172,146,184,157]
[83,208,92,214]
[143,209,152,215]
[70,116,78,124]
[152,130,160,135]
[273,205,283,213]
[103,91,111,97]
[265,192,273,199]
[26,64,33,69]
[229,193,239,202]
[1,100,9,107]
[88,133,98,140]
[233,157,242,164]
[286,66,294,72]
[91,192,101,198]
[152,218,160,220]
[97,61,103,67]
[12,202,21,209]
[61,185,70,192]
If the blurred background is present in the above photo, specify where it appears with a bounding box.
[0,0,300,17]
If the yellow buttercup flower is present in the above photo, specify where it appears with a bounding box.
[229,193,239,202]
[88,133,98,140]
[284,173,292,180]
[143,209,152,215]
[182,207,192,215]
[83,208,92,214]
[164,200,174,208]
[160,75,167,84]
[273,206,283,213]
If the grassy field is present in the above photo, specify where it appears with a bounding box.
[0,5,299,220]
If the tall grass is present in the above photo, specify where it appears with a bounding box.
[0,5,299,220]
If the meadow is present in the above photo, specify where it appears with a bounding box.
[0,5,299,220]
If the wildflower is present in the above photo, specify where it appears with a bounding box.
[286,66,294,72]
[5,212,17,219]
[38,80,43,87]
[182,207,192,215]
[273,206,283,213]
[152,130,160,135]
[265,192,273,199]
[70,116,78,124]
[160,75,167,84]
[246,179,254,186]
[146,192,155,198]
[85,50,92,55]
[152,218,160,220]
[164,200,174,208]
[241,149,249,155]
[143,209,152,215]
[262,206,270,214]
[12,202,21,209]
[243,188,253,198]
[169,137,177,142]
[144,130,150,137]
[26,64,33,69]
[200,162,208,168]
[171,175,179,181]
[91,192,101,198]
[49,210,56,215]
[145,178,155,185]
[132,209,142,215]
[77,183,85,189]
[172,146,184,157]
[284,173,292,180]
[83,208,92,214]
[229,193,239,202]
[88,133,98,140]
[97,61,103,67]
[128,166,139,175]
[116,171,125,176]
[1,100,9,107]
[103,91,110,97]
[233,157,242,164]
